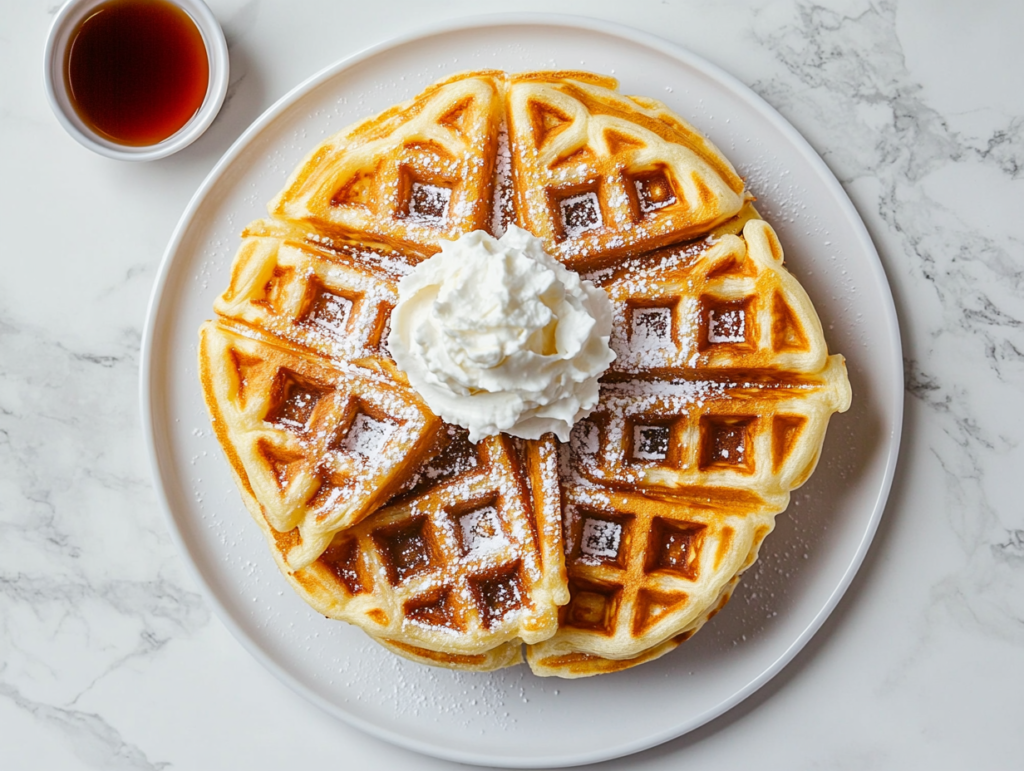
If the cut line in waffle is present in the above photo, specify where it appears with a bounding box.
[199,321,440,570]
[282,434,567,656]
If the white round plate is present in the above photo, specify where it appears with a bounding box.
[141,14,902,768]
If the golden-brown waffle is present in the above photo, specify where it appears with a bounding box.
[578,220,852,504]
[270,71,504,258]
[199,321,441,570]
[523,219,850,675]
[282,432,567,655]
[202,166,569,658]
[506,71,748,272]
[373,636,524,673]
[213,219,410,368]
[199,70,851,676]
[527,577,739,678]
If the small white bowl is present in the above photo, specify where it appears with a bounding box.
[43,0,229,161]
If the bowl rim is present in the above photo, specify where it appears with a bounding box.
[43,0,230,162]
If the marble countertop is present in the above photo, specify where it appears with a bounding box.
[3,1,1022,768]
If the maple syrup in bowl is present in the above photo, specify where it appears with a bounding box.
[44,0,229,160]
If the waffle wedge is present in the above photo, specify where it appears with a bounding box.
[284,431,567,657]
[270,71,504,258]
[506,71,747,271]
[199,321,440,570]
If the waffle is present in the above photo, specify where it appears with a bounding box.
[213,219,408,370]
[280,431,568,656]
[524,219,851,676]
[527,577,740,678]
[198,320,441,571]
[270,71,504,258]
[199,69,851,676]
[201,228,567,655]
[373,636,524,673]
[506,71,747,271]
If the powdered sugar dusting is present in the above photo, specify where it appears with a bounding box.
[490,121,513,237]
[458,505,507,555]
[309,293,353,335]
[581,518,621,560]
[407,182,451,225]
[631,306,672,353]
[633,424,670,460]
[559,191,602,238]
[708,308,746,343]
[341,413,395,458]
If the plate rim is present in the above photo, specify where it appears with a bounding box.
[140,12,904,768]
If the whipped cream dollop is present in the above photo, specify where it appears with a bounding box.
[387,226,615,442]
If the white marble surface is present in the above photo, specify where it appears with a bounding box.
[2,0,1022,768]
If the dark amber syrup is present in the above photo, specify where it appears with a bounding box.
[65,0,210,147]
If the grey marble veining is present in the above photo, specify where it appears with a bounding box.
[2,1,1022,768]
[750,1,1024,652]
[0,304,208,768]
